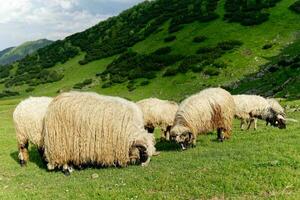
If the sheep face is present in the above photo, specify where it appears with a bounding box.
[266,114,286,129]
[129,140,149,165]
[170,126,193,150]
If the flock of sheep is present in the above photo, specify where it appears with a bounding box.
[13,88,287,175]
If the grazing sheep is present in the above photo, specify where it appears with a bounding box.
[43,92,156,175]
[233,95,286,130]
[170,88,235,150]
[13,97,53,166]
[137,98,178,140]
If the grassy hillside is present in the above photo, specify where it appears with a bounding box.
[0,39,53,65]
[0,0,299,101]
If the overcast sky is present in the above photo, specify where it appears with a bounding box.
[0,0,144,50]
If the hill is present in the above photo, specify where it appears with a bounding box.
[0,0,299,101]
[0,39,53,65]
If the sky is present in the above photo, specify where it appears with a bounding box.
[0,0,144,50]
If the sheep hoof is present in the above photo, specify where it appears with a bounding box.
[63,170,71,176]
[218,138,224,142]
[19,160,26,167]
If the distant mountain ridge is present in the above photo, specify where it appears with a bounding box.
[0,39,53,65]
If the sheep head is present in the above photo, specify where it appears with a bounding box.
[129,137,151,166]
[170,125,193,150]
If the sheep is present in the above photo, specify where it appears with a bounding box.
[42,91,156,175]
[233,95,286,130]
[13,96,53,166]
[136,98,178,140]
[170,88,235,150]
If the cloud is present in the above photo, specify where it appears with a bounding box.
[0,0,145,49]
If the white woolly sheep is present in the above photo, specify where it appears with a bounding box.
[43,91,156,175]
[13,96,53,166]
[233,95,286,130]
[170,88,235,150]
[137,98,178,140]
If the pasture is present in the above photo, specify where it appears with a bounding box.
[0,98,300,199]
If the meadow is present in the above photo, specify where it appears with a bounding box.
[0,98,299,199]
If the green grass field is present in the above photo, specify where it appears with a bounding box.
[0,98,300,199]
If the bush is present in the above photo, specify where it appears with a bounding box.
[217,40,243,50]
[193,36,207,43]
[164,35,176,42]
[0,90,20,98]
[191,64,205,73]
[73,79,93,89]
[289,1,300,13]
[262,43,273,50]
[196,47,216,54]
[127,81,136,91]
[213,61,227,69]
[25,87,35,93]
[163,68,178,76]
[169,25,184,33]
[140,80,150,86]
[152,47,172,55]
[102,82,112,88]
[204,66,220,76]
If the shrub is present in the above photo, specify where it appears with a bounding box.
[0,90,20,98]
[213,61,227,69]
[191,64,205,73]
[73,79,93,89]
[289,1,300,13]
[152,47,172,55]
[262,43,273,50]
[164,35,176,42]
[193,36,207,43]
[140,80,150,86]
[196,47,216,54]
[25,87,35,93]
[204,66,220,76]
[102,82,112,88]
[163,68,178,76]
[169,25,184,33]
[127,81,136,91]
[217,40,243,50]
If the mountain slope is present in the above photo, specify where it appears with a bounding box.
[0,39,53,65]
[0,47,14,58]
[0,0,299,101]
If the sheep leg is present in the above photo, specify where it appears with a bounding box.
[62,164,73,176]
[240,119,246,130]
[247,118,254,130]
[18,141,29,167]
[217,128,224,142]
[254,118,257,130]
[165,126,172,141]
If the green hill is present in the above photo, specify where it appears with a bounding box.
[0,0,300,101]
[0,39,53,65]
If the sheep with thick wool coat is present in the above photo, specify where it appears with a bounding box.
[233,95,286,130]
[170,88,235,150]
[43,92,156,175]
[137,98,178,140]
[13,96,53,166]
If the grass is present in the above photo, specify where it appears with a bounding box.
[1,99,300,199]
